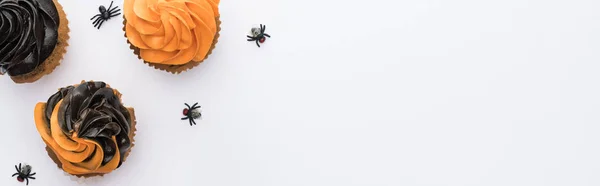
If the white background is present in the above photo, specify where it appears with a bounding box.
[1,0,600,185]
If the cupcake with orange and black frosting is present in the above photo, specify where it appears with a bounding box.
[0,0,69,83]
[33,81,136,177]
[123,0,221,74]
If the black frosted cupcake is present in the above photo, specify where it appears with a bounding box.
[0,0,69,83]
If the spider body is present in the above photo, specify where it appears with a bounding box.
[100,6,110,18]
[181,103,202,126]
[247,24,271,47]
[12,163,35,185]
[90,1,121,29]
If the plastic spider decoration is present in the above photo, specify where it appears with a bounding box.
[12,163,35,185]
[247,24,271,47]
[90,1,121,29]
[181,102,202,126]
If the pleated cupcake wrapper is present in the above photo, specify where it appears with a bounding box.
[123,16,221,74]
[9,0,69,84]
[44,81,137,178]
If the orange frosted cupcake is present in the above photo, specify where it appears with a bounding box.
[123,0,221,74]
[33,81,136,177]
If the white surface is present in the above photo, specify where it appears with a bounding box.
[1,0,600,185]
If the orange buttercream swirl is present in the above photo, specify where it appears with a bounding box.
[124,0,220,65]
[34,81,133,175]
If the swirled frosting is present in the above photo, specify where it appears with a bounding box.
[34,81,133,175]
[124,0,220,65]
[0,0,59,76]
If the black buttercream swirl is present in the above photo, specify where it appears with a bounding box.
[0,0,59,76]
[44,81,132,167]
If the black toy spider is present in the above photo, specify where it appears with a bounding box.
[181,102,202,126]
[12,163,35,185]
[90,1,121,29]
[247,24,271,47]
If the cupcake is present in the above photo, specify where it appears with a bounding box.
[0,0,69,83]
[33,81,136,177]
[123,0,221,74]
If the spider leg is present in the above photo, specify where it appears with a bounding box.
[191,102,198,109]
[264,34,270,37]
[92,17,102,25]
[261,24,265,32]
[185,103,191,109]
[107,1,114,10]
[94,19,102,28]
[29,177,35,179]
[189,118,193,126]
[90,14,100,20]
[15,165,20,172]
[109,6,119,13]
[191,118,197,125]
[18,163,22,172]
[109,12,121,18]
[25,178,29,185]
[12,173,18,177]
[98,20,106,29]
[94,19,100,28]
[247,35,254,38]
[93,17,103,25]
[109,8,121,17]
[29,173,36,176]
[192,105,201,110]
[256,40,260,47]
[182,117,189,120]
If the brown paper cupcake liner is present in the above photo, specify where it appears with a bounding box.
[10,0,69,84]
[44,82,137,178]
[124,16,221,74]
